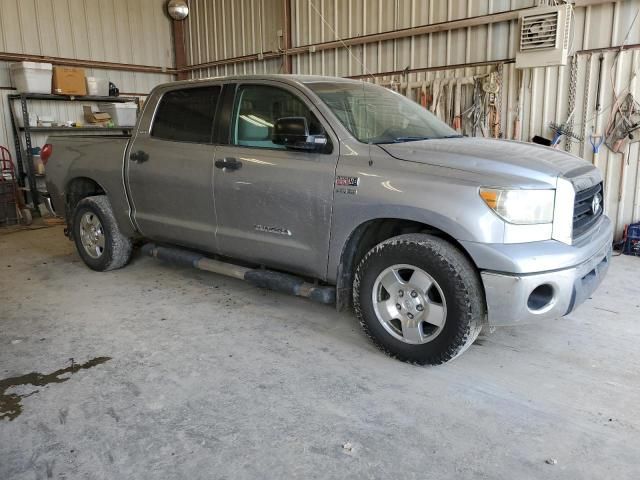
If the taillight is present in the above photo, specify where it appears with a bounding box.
[40,143,53,164]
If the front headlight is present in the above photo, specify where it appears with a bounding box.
[480,188,555,225]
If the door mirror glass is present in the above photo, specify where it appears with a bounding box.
[272,117,328,151]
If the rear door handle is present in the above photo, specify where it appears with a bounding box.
[215,157,242,171]
[130,150,149,163]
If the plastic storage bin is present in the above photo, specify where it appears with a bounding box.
[102,102,137,127]
[86,76,109,96]
[10,62,53,94]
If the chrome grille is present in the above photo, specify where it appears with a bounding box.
[573,183,603,238]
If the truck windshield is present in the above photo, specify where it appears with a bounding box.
[307,81,460,144]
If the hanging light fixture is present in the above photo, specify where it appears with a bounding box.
[167,0,189,20]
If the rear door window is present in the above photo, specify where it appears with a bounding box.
[151,86,221,143]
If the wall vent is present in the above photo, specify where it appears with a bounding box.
[516,4,572,68]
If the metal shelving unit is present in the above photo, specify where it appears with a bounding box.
[7,93,139,208]
[19,126,134,133]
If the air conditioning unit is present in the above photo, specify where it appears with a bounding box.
[515,4,572,69]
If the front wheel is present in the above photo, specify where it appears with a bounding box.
[72,195,132,271]
[353,234,485,365]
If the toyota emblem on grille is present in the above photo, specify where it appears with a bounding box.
[592,193,602,215]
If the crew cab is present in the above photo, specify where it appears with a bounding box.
[45,75,613,364]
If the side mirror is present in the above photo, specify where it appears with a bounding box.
[272,117,328,152]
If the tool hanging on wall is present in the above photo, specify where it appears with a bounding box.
[595,54,604,113]
[445,79,456,128]
[579,54,593,155]
[456,70,501,138]
[419,82,429,108]
[430,78,443,116]
[549,118,583,147]
[379,68,500,138]
[461,77,486,137]
[565,55,579,152]
[483,72,501,138]
[452,78,463,132]
[551,57,580,149]
[495,63,505,138]
[513,70,524,141]
[482,72,500,138]
[589,128,604,154]
[588,53,606,165]
[605,92,640,154]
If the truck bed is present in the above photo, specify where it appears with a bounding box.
[45,134,133,228]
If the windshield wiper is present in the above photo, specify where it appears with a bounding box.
[371,134,465,144]
[393,136,433,142]
[373,134,464,144]
[372,136,432,144]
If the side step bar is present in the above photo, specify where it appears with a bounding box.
[140,243,336,305]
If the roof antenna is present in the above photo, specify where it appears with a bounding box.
[307,0,377,160]
[307,0,376,81]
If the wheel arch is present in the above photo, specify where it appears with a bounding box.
[64,177,107,235]
[335,217,481,311]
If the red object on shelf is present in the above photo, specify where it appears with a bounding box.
[41,143,53,164]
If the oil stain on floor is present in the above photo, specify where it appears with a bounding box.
[0,356,111,421]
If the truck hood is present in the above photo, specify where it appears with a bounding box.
[379,137,594,186]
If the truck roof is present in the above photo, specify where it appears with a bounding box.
[154,74,366,90]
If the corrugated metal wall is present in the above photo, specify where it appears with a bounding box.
[185,0,285,77]
[0,0,175,168]
[184,0,640,238]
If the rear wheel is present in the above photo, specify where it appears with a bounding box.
[72,195,132,271]
[354,234,485,365]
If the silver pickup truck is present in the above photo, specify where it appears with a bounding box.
[45,75,612,364]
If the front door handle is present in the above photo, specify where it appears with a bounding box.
[215,157,242,171]
[130,150,149,163]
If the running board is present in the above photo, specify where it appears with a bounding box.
[140,243,336,305]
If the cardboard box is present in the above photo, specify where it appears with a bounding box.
[83,105,111,126]
[52,67,87,95]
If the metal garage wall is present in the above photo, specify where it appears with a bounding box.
[0,0,175,165]
[182,0,640,237]
[184,0,285,77]
[516,1,640,237]
[289,0,533,74]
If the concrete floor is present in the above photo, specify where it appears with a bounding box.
[1,225,639,479]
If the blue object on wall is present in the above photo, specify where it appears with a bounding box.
[623,222,640,256]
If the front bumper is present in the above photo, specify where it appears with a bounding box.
[480,218,613,326]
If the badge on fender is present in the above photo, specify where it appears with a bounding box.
[335,176,359,195]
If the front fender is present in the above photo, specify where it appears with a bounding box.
[327,151,507,283]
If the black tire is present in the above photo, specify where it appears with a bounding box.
[353,233,485,365]
[72,195,132,272]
